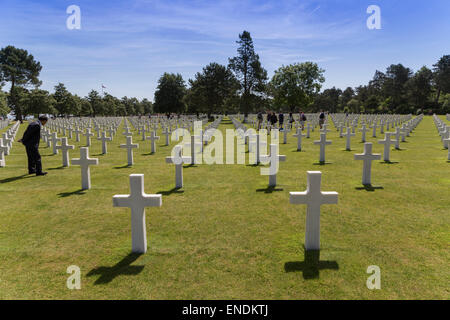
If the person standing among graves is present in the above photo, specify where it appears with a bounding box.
[18,115,48,176]
[279,112,284,131]
[257,111,263,130]
[271,112,278,127]
[319,110,325,129]
[300,112,307,130]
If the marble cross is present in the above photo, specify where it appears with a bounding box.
[98,131,112,155]
[84,128,94,147]
[378,132,396,162]
[344,127,355,151]
[290,171,338,250]
[354,142,381,185]
[113,174,162,253]
[314,133,332,163]
[0,138,7,167]
[55,137,75,167]
[50,132,61,155]
[293,128,306,151]
[146,131,160,154]
[260,144,286,187]
[120,136,139,166]
[71,147,99,190]
[162,127,170,146]
[165,145,192,188]
[359,124,368,143]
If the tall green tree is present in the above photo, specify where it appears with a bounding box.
[0,46,42,120]
[141,98,153,115]
[53,83,81,116]
[433,55,450,103]
[79,97,93,116]
[22,89,56,117]
[87,90,104,116]
[270,62,325,112]
[382,64,413,113]
[406,66,433,111]
[312,87,341,112]
[0,89,9,116]
[102,93,120,116]
[228,31,268,113]
[153,73,186,114]
[185,62,239,116]
[339,87,355,110]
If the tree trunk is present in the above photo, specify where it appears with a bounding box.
[9,78,23,122]
[435,87,441,104]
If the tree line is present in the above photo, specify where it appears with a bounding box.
[1,31,449,120]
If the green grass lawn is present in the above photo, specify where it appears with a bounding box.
[0,116,449,299]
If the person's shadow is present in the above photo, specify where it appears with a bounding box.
[284,249,339,279]
[0,174,33,184]
[86,253,144,285]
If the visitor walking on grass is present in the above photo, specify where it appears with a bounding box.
[319,110,325,129]
[299,111,307,130]
[279,112,284,131]
[257,111,263,130]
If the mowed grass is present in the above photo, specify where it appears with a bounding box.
[0,116,448,300]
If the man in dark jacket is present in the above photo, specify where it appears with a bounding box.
[18,115,48,176]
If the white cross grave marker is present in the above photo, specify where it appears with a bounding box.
[290,171,338,250]
[55,137,75,167]
[98,131,112,154]
[113,174,162,253]
[344,127,355,151]
[165,145,192,188]
[293,128,306,151]
[71,147,99,190]
[314,133,332,163]
[378,132,396,162]
[84,129,94,147]
[260,144,286,187]
[120,136,139,166]
[50,132,61,155]
[146,131,160,154]
[354,142,381,185]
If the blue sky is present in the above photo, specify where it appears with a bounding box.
[1,0,449,100]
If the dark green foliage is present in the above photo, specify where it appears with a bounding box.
[153,73,187,114]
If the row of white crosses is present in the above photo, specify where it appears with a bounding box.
[0,119,10,130]
[111,169,337,253]
[433,114,450,160]
[0,122,20,167]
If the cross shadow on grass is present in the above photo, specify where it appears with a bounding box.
[313,161,332,165]
[92,153,106,156]
[355,185,384,192]
[156,187,184,196]
[284,249,339,280]
[256,186,284,193]
[86,253,144,285]
[142,152,155,156]
[0,174,33,184]
[114,164,132,169]
[379,161,399,164]
[58,189,86,197]
[246,163,260,167]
